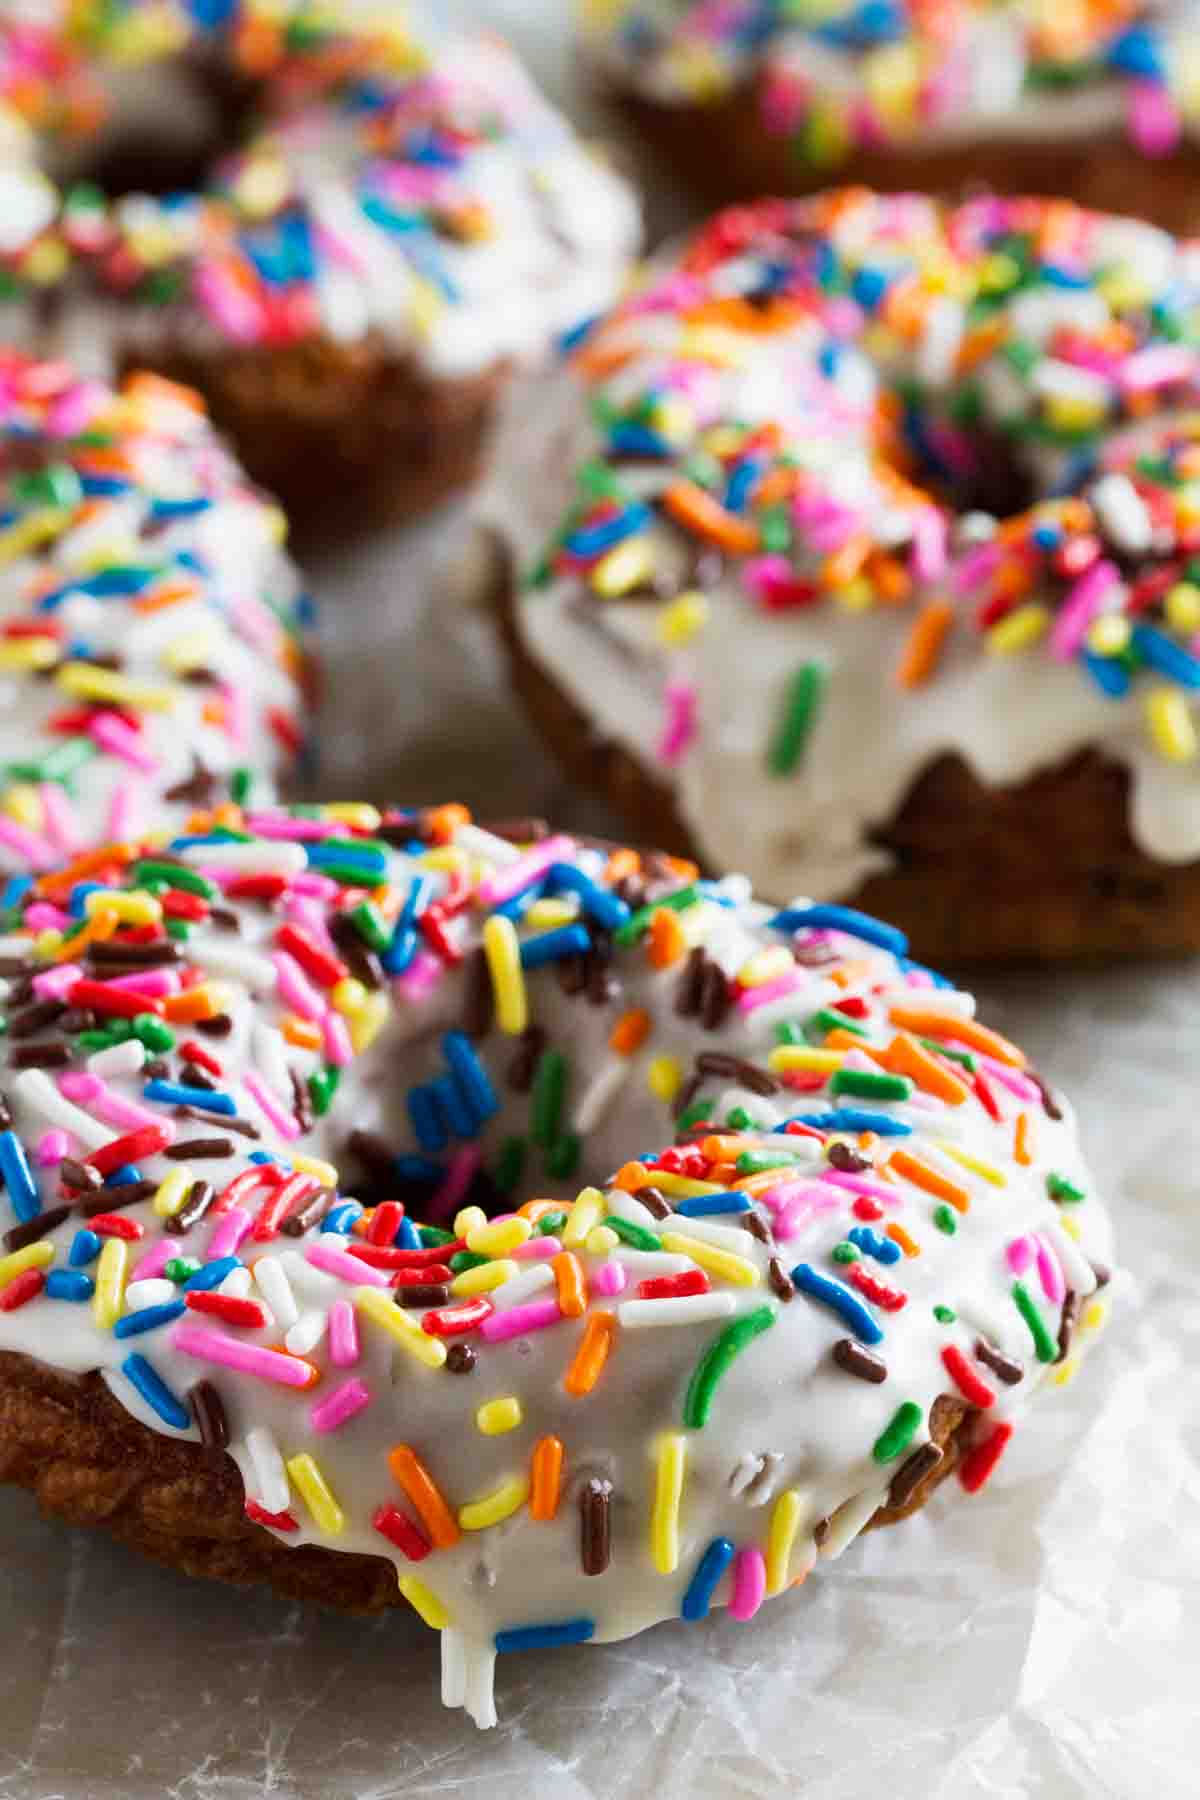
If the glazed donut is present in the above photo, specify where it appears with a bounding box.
[0,797,1114,1728]
[479,189,1200,962]
[0,4,640,529]
[0,351,310,871]
[580,0,1200,232]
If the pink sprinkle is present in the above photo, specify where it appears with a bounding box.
[513,1235,562,1261]
[130,1239,173,1284]
[284,894,340,959]
[290,872,339,899]
[656,679,697,765]
[910,507,948,584]
[310,1378,372,1434]
[474,835,574,908]
[36,1129,71,1166]
[208,1206,252,1261]
[591,1260,626,1298]
[245,814,330,841]
[89,713,157,773]
[1128,79,1181,157]
[729,1547,767,1622]
[38,783,82,854]
[479,1296,562,1343]
[229,596,284,661]
[975,1055,1040,1102]
[760,1178,843,1216]
[1049,559,1120,661]
[429,1147,481,1222]
[25,901,71,931]
[96,967,180,997]
[105,781,138,843]
[738,968,807,1014]
[32,963,81,1000]
[306,1239,389,1288]
[393,948,442,1002]
[0,816,57,871]
[321,1011,354,1070]
[1036,1235,1065,1306]
[218,678,248,748]
[1006,1234,1034,1276]
[59,1072,162,1131]
[1119,344,1195,394]
[820,1171,899,1205]
[173,1323,313,1386]
[328,1299,360,1368]
[244,1071,301,1140]
[272,950,326,1022]
[954,540,1004,595]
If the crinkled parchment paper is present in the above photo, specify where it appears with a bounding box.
[0,5,1197,1795]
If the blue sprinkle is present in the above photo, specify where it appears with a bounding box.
[443,1031,499,1124]
[305,843,387,876]
[150,495,211,520]
[681,1537,736,1621]
[563,503,650,559]
[790,1109,913,1138]
[1082,651,1131,698]
[68,880,106,918]
[851,266,889,310]
[114,1300,187,1339]
[381,924,418,976]
[724,454,763,515]
[105,1165,143,1187]
[770,903,908,957]
[396,1215,422,1252]
[143,1081,236,1115]
[248,1149,280,1166]
[518,923,591,968]
[0,1130,40,1223]
[0,874,33,913]
[675,1192,754,1217]
[323,1202,363,1236]
[183,1256,241,1293]
[546,863,631,930]
[429,1073,475,1143]
[1130,622,1200,688]
[494,1618,596,1653]
[69,1229,101,1268]
[558,312,601,355]
[1107,26,1164,80]
[120,1353,190,1430]
[45,1269,94,1302]
[847,1226,901,1266]
[897,957,954,989]
[408,1084,448,1154]
[791,1262,883,1345]
[608,422,670,458]
[492,883,543,923]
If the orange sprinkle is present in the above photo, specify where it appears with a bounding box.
[609,1008,652,1056]
[387,1444,460,1549]
[124,370,205,413]
[162,986,218,1023]
[647,907,687,970]
[1014,1111,1032,1167]
[662,481,759,556]
[895,599,955,689]
[954,319,1009,375]
[886,1221,921,1257]
[604,847,641,886]
[660,853,700,883]
[518,1198,563,1223]
[753,466,799,509]
[529,1435,565,1522]
[885,1032,969,1106]
[201,697,226,728]
[612,1161,649,1194]
[887,1006,1026,1069]
[35,842,135,898]
[823,1027,883,1057]
[571,333,641,381]
[49,910,118,964]
[682,295,803,336]
[422,803,470,844]
[700,1135,751,1163]
[564,1310,616,1397]
[865,550,912,606]
[552,1250,587,1318]
[132,579,200,616]
[821,532,872,589]
[282,1016,323,1051]
[888,1149,970,1214]
[731,1168,790,1196]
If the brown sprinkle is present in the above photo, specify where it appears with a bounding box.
[7,1042,70,1070]
[767,1256,795,1302]
[3,1204,72,1254]
[395,1283,450,1308]
[831,1337,888,1383]
[59,1157,103,1194]
[164,1179,216,1236]
[1057,1289,1079,1363]
[973,1337,1024,1386]
[164,1137,234,1161]
[579,1477,613,1576]
[445,1342,476,1374]
[189,1379,230,1451]
[887,1442,944,1510]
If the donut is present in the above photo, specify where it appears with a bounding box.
[478,189,1200,962]
[0,350,311,872]
[581,0,1200,232]
[0,4,640,530]
[0,797,1115,1727]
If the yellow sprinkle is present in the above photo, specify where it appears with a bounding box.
[418,845,469,874]
[765,1488,804,1595]
[482,914,527,1036]
[647,1056,682,1103]
[652,1172,724,1199]
[467,1216,531,1257]
[56,662,176,711]
[93,1237,128,1330]
[354,1287,447,1367]
[1083,1298,1108,1332]
[1145,685,1197,762]
[935,1141,1006,1187]
[454,1205,488,1239]
[285,1452,344,1536]
[2,784,41,830]
[835,575,875,612]
[524,897,577,930]
[650,1432,686,1574]
[1043,393,1105,433]
[476,1397,523,1436]
[591,535,654,598]
[660,1232,761,1287]
[0,636,58,671]
[0,513,68,566]
[656,590,709,648]
[450,1259,517,1297]
[737,946,795,988]
[0,1240,55,1290]
[85,888,161,925]
[1060,1214,1082,1242]
[985,603,1050,656]
[290,1152,338,1188]
[458,1473,529,1531]
[160,629,218,675]
[398,1574,450,1630]
[586,1225,620,1255]
[34,929,63,960]
[152,1167,193,1218]
[1085,612,1131,656]
[331,977,368,1017]
[561,1187,604,1249]
[1052,1358,1078,1387]
[348,991,389,1054]
[768,1046,846,1074]
[321,803,381,830]
[1166,582,1200,632]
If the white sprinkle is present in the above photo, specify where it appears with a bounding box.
[246,1426,290,1515]
[86,1039,146,1079]
[489,1264,554,1310]
[661,1215,758,1254]
[252,1255,299,1330]
[124,1278,176,1311]
[611,1250,692,1277]
[12,1067,109,1149]
[1044,1218,1099,1297]
[605,1188,660,1233]
[820,1485,888,1559]
[186,938,278,990]
[286,1309,327,1356]
[178,840,307,876]
[252,1023,294,1103]
[618,1292,737,1329]
[451,824,523,866]
[1090,472,1152,553]
[218,1266,253,1300]
[572,1057,628,1136]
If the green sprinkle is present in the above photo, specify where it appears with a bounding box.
[830,1069,912,1102]
[449,1250,489,1275]
[163,1258,200,1284]
[806,1007,869,1042]
[309,1066,339,1116]
[545,1133,581,1180]
[831,1242,860,1265]
[492,1135,526,1193]
[1012,1279,1058,1363]
[131,1015,175,1054]
[40,736,96,782]
[759,504,792,554]
[933,1304,956,1324]
[614,882,702,946]
[531,1049,568,1148]
[932,1204,957,1236]
[77,1028,126,1052]
[724,1106,759,1132]
[606,1215,662,1253]
[768,662,825,777]
[919,1037,975,1071]
[535,1210,568,1237]
[872,1401,924,1464]
[682,1304,777,1429]
[1046,1171,1085,1204]
[676,1098,714,1132]
[133,860,215,899]
[230,767,253,805]
[315,861,387,888]
[349,901,393,955]
[775,1020,806,1046]
[165,920,191,942]
[735,1149,797,1175]
[418,1225,456,1248]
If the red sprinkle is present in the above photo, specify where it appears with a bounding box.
[0,1267,45,1311]
[225,873,288,902]
[972,1069,1002,1123]
[387,1264,452,1289]
[161,890,209,921]
[251,1171,319,1243]
[87,1123,174,1176]
[636,1269,710,1300]
[185,1291,269,1329]
[214,1166,273,1215]
[371,1502,432,1561]
[244,1498,299,1532]
[421,1296,494,1337]
[87,1212,145,1240]
[852,1196,885,1222]
[274,922,348,989]
[345,1240,463,1269]
[958,1421,1015,1494]
[848,1263,907,1311]
[180,1039,224,1077]
[68,978,164,1020]
[832,996,869,1018]
[417,905,462,966]
[940,1344,997,1411]
[368,1200,405,1246]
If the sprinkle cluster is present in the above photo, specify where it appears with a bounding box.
[0,352,311,864]
[582,0,1198,161]
[535,190,1200,766]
